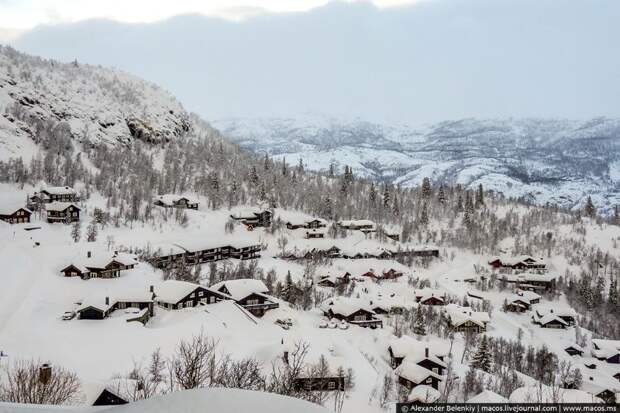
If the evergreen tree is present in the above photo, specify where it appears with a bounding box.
[86,220,98,242]
[412,309,426,336]
[609,278,618,310]
[475,183,484,208]
[70,221,81,243]
[383,185,390,209]
[584,196,596,218]
[369,182,377,205]
[419,202,429,226]
[421,177,432,199]
[437,185,446,205]
[470,335,492,372]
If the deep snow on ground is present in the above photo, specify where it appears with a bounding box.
[0,182,619,411]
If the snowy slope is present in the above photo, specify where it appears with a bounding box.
[0,45,190,161]
[212,115,620,214]
[0,388,332,413]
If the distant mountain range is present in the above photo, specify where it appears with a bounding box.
[212,115,620,215]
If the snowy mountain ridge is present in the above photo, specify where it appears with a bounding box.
[213,115,620,214]
[0,46,191,161]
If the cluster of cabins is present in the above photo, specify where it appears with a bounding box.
[77,278,279,321]
[1,186,81,225]
[388,336,449,403]
[153,194,199,210]
[489,255,547,273]
[28,186,81,224]
[286,218,328,238]
[60,251,138,279]
[149,240,261,268]
[501,272,556,291]
[317,268,406,286]
[283,245,439,261]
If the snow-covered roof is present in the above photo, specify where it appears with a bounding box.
[155,280,219,304]
[467,390,508,403]
[534,306,577,319]
[509,385,603,403]
[521,273,555,283]
[338,219,375,227]
[446,305,490,327]
[77,290,153,312]
[211,279,268,301]
[538,314,568,326]
[320,296,374,318]
[230,207,263,218]
[395,360,443,384]
[516,290,541,302]
[591,339,620,359]
[41,186,76,195]
[66,251,138,272]
[151,242,186,256]
[0,197,30,214]
[408,384,440,403]
[45,201,80,212]
[155,194,198,206]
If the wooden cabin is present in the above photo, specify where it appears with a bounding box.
[77,292,154,323]
[230,209,273,228]
[155,280,229,310]
[45,202,80,223]
[39,186,78,203]
[394,360,443,391]
[0,206,31,224]
[564,345,584,357]
[321,297,382,328]
[212,279,278,317]
[61,252,138,280]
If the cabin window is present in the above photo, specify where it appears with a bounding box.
[185,301,192,308]
[190,293,195,298]
[354,315,366,321]
[209,296,216,304]
[432,368,438,374]
[426,378,432,384]
[198,291,204,297]
[328,381,336,390]
[247,299,259,305]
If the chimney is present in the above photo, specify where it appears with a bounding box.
[87,251,91,258]
[425,348,429,358]
[113,250,118,256]
[283,351,289,365]
[39,364,52,384]
[105,296,109,305]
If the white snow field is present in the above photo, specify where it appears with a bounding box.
[1,181,619,411]
[0,388,332,413]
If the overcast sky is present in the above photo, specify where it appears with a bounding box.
[4,0,620,123]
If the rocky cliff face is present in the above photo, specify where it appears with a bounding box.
[0,46,190,160]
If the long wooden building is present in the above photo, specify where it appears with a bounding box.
[149,240,261,269]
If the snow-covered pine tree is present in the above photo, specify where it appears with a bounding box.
[475,183,484,208]
[421,177,432,199]
[470,335,492,372]
[412,308,426,336]
[437,184,446,205]
[584,196,596,218]
[70,221,81,243]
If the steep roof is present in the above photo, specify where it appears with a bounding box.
[211,279,268,301]
[155,280,223,304]
[45,201,80,212]
[395,360,443,384]
[41,186,76,195]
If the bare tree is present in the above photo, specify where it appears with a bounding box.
[0,360,80,405]
[171,332,219,390]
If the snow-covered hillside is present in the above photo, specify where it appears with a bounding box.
[212,115,620,215]
[0,46,190,161]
